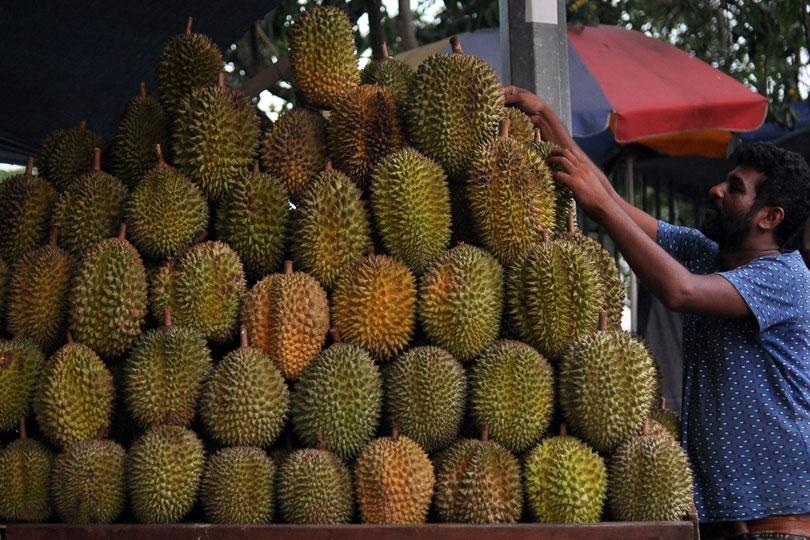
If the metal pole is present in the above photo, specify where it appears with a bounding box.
[501,0,570,129]
[626,154,638,332]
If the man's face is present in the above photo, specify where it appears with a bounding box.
[700,166,763,250]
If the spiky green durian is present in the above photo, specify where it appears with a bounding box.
[199,446,275,524]
[417,243,503,361]
[150,240,246,342]
[126,425,205,524]
[199,334,289,448]
[607,424,694,521]
[558,330,658,453]
[405,39,503,179]
[155,17,223,120]
[384,346,466,453]
[649,400,681,441]
[0,339,45,432]
[290,342,382,461]
[506,237,604,360]
[370,147,451,273]
[361,54,415,109]
[68,226,148,358]
[52,149,128,256]
[214,164,289,279]
[560,228,625,331]
[0,158,58,265]
[288,168,372,289]
[36,121,106,193]
[327,84,406,188]
[354,433,435,524]
[529,136,573,235]
[468,339,555,454]
[240,261,330,380]
[277,447,354,524]
[33,340,115,449]
[108,82,168,188]
[331,252,416,360]
[172,75,260,202]
[125,147,209,261]
[0,257,7,322]
[288,5,360,109]
[260,107,329,201]
[123,313,212,429]
[0,436,53,522]
[433,436,523,524]
[6,229,73,351]
[466,126,556,266]
[51,438,126,524]
[523,431,607,523]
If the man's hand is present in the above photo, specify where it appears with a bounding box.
[502,85,576,149]
[549,147,613,215]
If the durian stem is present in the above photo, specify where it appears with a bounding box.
[162,306,173,328]
[284,260,293,274]
[48,224,59,248]
[533,127,543,144]
[185,16,193,34]
[253,160,260,173]
[598,309,608,331]
[391,425,399,441]
[329,327,342,343]
[117,222,128,241]
[661,397,667,410]
[366,244,376,257]
[566,212,576,234]
[217,71,226,88]
[19,416,27,440]
[450,35,463,54]
[380,41,390,60]
[66,331,74,344]
[316,431,324,450]
[559,423,568,437]
[540,229,550,243]
[498,118,509,139]
[139,81,148,98]
[155,143,167,166]
[239,325,249,348]
[325,160,333,171]
[481,424,489,442]
[92,147,102,172]
[25,156,34,175]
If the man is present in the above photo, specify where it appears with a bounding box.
[503,85,810,540]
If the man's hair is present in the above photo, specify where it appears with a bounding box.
[732,141,810,249]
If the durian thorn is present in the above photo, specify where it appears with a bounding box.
[598,309,608,331]
[316,431,324,450]
[48,224,59,248]
[284,260,293,274]
[239,325,249,348]
[117,222,128,241]
[162,306,173,328]
[92,147,102,172]
[66,330,74,344]
[185,16,193,34]
[391,425,399,441]
[559,423,568,437]
[19,416,27,440]
[566,212,576,234]
[481,424,489,442]
[25,156,34,175]
[499,117,509,138]
[450,35,463,54]
[139,81,148,98]
[329,327,342,343]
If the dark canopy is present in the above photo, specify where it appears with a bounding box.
[0,0,281,165]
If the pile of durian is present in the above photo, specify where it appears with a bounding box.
[0,6,694,526]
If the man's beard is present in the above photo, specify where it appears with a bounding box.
[700,202,758,251]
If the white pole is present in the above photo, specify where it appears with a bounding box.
[625,154,638,333]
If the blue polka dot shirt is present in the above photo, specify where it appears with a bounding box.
[658,222,810,522]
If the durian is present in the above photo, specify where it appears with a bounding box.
[199,446,275,524]
[277,446,354,524]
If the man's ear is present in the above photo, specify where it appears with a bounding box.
[756,205,784,232]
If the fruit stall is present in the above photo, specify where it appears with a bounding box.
[0,4,700,540]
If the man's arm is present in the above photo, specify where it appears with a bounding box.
[502,85,659,242]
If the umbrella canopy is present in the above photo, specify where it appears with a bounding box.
[397,25,768,161]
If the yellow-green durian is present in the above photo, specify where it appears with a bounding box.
[126,425,204,524]
[277,447,354,524]
[288,5,360,109]
[0,436,54,522]
[370,147,451,274]
[417,243,503,361]
[361,53,415,111]
[384,346,466,453]
[468,339,555,454]
[51,438,126,524]
[0,338,46,432]
[36,121,106,193]
[199,446,275,524]
[33,340,115,449]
